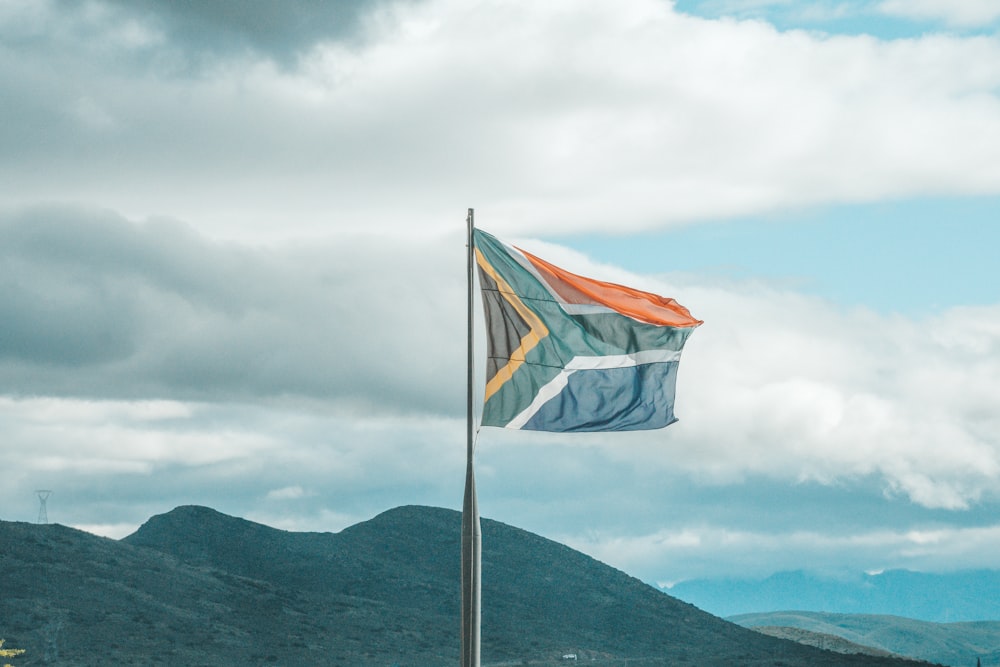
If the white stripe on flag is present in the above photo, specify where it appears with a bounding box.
[498,238,621,318]
[565,349,682,370]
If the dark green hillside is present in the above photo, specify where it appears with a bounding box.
[0,518,317,665]
[1,506,937,666]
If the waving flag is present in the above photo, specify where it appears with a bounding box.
[474,229,702,432]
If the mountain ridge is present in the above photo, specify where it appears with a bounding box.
[733,611,1000,667]
[1,505,935,666]
[669,569,1000,621]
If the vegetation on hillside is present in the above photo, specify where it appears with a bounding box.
[0,508,939,666]
[0,639,25,666]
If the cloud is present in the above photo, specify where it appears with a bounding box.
[2,0,1000,238]
[484,243,1000,513]
[3,0,1000,580]
[669,286,1000,509]
[562,521,1000,580]
[2,393,467,535]
[36,0,408,68]
[0,206,466,414]
[266,485,309,501]
[4,207,998,528]
[71,522,141,540]
[878,0,1000,28]
[1,207,998,583]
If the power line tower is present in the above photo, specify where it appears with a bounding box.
[36,490,52,524]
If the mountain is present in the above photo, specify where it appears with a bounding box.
[1,505,935,666]
[750,625,897,658]
[733,611,1000,667]
[668,569,1000,621]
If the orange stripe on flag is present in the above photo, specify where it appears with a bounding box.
[518,247,704,328]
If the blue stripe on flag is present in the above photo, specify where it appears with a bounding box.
[521,361,680,432]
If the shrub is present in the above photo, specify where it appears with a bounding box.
[0,639,25,667]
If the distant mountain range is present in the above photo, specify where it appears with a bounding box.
[733,611,1000,667]
[668,569,1000,622]
[0,505,930,666]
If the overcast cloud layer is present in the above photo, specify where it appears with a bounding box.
[2,0,1000,585]
[4,0,1000,237]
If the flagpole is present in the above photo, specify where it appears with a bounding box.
[461,208,482,667]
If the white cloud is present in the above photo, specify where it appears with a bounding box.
[2,0,1000,239]
[3,210,998,553]
[3,0,1000,581]
[69,96,117,130]
[650,281,1000,509]
[72,522,142,539]
[563,522,1000,580]
[1,397,277,473]
[491,246,1000,512]
[245,508,363,534]
[0,397,192,424]
[0,207,468,414]
[879,0,1000,28]
[265,485,308,500]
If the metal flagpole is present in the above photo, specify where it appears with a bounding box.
[461,208,482,667]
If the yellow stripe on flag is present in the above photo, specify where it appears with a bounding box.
[475,247,550,403]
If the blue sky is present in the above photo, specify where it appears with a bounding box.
[564,195,1000,314]
[675,0,1000,38]
[1,0,999,594]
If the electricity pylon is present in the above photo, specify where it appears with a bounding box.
[36,490,52,524]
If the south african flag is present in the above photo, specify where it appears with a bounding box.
[473,229,702,433]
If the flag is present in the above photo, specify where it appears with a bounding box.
[474,229,702,432]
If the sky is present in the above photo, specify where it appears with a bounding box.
[1,0,999,588]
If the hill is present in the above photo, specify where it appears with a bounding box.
[733,611,1000,667]
[751,625,897,658]
[1,505,936,666]
[669,569,1000,621]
